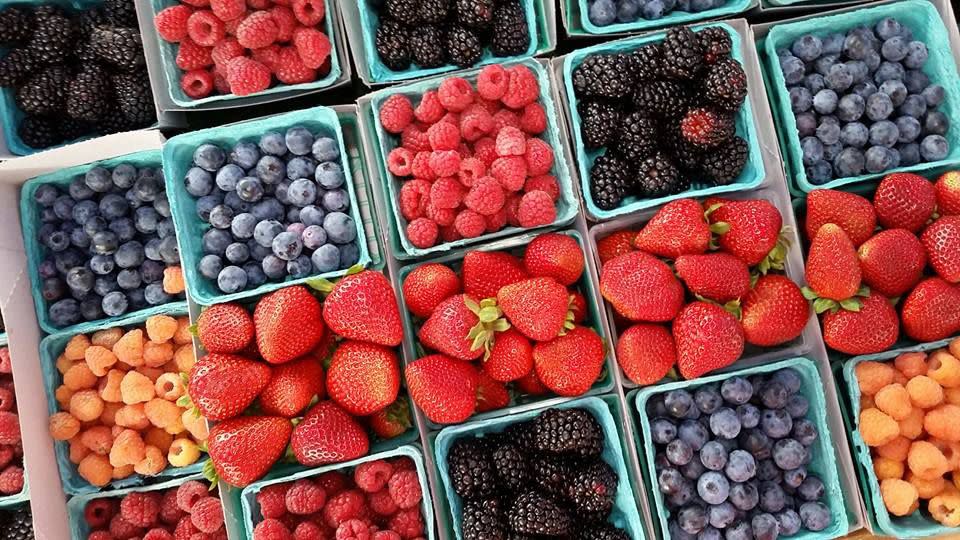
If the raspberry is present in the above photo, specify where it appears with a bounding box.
[380,95,415,135]
[348,461,389,494]
[524,138,554,176]
[372,532,401,540]
[440,224,461,242]
[490,156,527,192]
[465,177,505,215]
[285,479,327,515]
[237,11,279,49]
[121,492,161,528]
[176,38,214,70]
[459,106,494,141]
[856,362,896,396]
[525,174,560,200]
[187,10,225,46]
[210,37,243,66]
[410,152,436,180]
[0,447,11,469]
[155,5,193,42]
[441,112,460,126]
[181,0,209,7]
[249,0,271,8]
[438,77,475,112]
[291,0,324,24]
[256,483,290,519]
[293,521,325,540]
[477,64,509,100]
[458,157,486,187]
[336,519,375,540]
[476,97,501,115]
[174,516,198,540]
[214,68,231,93]
[407,218,439,249]
[226,57,271,96]
[485,206,507,232]
[399,179,431,220]
[860,408,900,447]
[275,47,317,84]
[210,0,245,21]
[426,203,456,226]
[0,349,10,373]
[473,137,497,166]
[502,65,540,109]
[88,533,115,540]
[315,471,349,496]
[322,490,365,529]
[414,91,445,124]
[401,125,430,153]
[388,148,415,177]
[495,126,526,156]
[176,481,208,513]
[224,15,242,35]
[427,122,461,151]
[388,508,424,539]
[250,44,281,70]
[455,210,486,238]
[253,518,292,540]
[181,70,214,99]
[504,194,523,226]
[189,497,224,533]
[367,489,398,516]
[387,470,422,510]
[292,27,331,69]
[160,489,184,525]
[86,498,117,528]
[0,465,23,495]
[517,190,556,228]
[429,177,464,209]
[520,103,547,134]
[492,109,520,132]
[144,529,174,540]
[110,513,143,540]
[270,6,296,41]
[429,151,461,178]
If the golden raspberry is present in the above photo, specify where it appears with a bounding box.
[874,457,905,480]
[80,426,114,455]
[145,398,181,429]
[929,491,960,526]
[78,454,113,487]
[144,427,174,453]
[925,404,960,442]
[878,436,911,462]
[65,334,92,361]
[168,438,201,468]
[892,370,909,386]
[112,464,135,480]
[908,472,946,499]
[930,351,960,389]
[182,410,208,442]
[120,371,155,405]
[85,346,118,377]
[173,316,193,345]
[861,407,901,447]
[164,416,186,436]
[110,429,147,467]
[113,329,145,367]
[905,375,944,410]
[931,439,960,471]
[858,361,896,395]
[881,478,920,516]
[114,404,150,431]
[146,315,179,343]
[48,412,81,441]
[64,363,98,391]
[136,366,165,381]
[56,354,75,375]
[163,267,186,295]
[135,445,167,476]
[155,373,185,401]
[946,388,960,406]
[55,385,74,409]
[896,352,929,379]
[91,328,124,349]
[173,345,196,373]
[70,390,105,422]
[101,402,122,427]
[876,383,913,420]
[69,436,90,464]
[899,407,926,440]
[908,440,950,480]
[98,369,125,403]
[143,341,175,368]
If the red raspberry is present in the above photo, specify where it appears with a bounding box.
[213,71,231,94]
[210,0,245,21]
[490,156,527,192]
[495,126,526,156]
[269,6,296,41]
[173,516,198,540]
[0,413,17,445]
[335,519,375,540]
[475,97,500,115]
[465,177,505,216]
[389,458,420,474]
[253,519,292,540]
[455,210,486,238]
[502,65,539,109]
[109,514,143,540]
[190,497,224,533]
[176,38,213,70]
[439,224,461,242]
[517,190,556,228]
[354,460,393,493]
[459,106,494,141]
[388,508,424,539]
[437,77,474,112]
[388,147,415,177]
[291,0,324,25]
[387,470,422,510]
[85,498,117,528]
[322,490,366,529]
[275,47,317,84]
[410,152,436,180]
[485,206,508,232]
[316,471,349,497]
[524,174,560,200]
[226,56,271,95]
[155,5,193,42]
[379,95,414,134]
[430,177,464,209]
[457,157,486,187]
[0,447,11,469]
[0,388,13,412]
[88,532,116,540]
[426,203,456,226]
[427,121,460,151]
[121,492,161,528]
[372,532,400,540]
[160,489,184,525]
[457,142,472,158]
[224,15,242,35]
[144,528,174,540]
[414,90,445,124]
[187,10,225,46]
[237,11,279,49]
[181,69,215,99]
[505,194,523,226]
[492,109,520,132]
[440,112,460,126]
[211,37,244,65]
[520,103,547,134]
[293,521,326,540]
[255,483,290,520]
[176,481,208,513]
[251,44,282,70]
[477,64,508,100]
[524,138,554,176]
[292,27,331,69]
[473,137,497,166]
[367,489,398,516]
[399,179,431,220]
[279,514,300,532]
[285,479,327,515]
[0,348,10,373]
[429,151,461,178]
[406,218,438,249]
[249,0,271,8]
[401,124,430,152]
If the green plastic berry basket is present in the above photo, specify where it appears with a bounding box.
[239,445,435,540]
[841,338,960,538]
[634,357,849,540]
[38,302,209,496]
[761,0,960,194]
[434,396,646,540]
[0,334,29,509]
[562,23,766,222]
[571,0,754,36]
[367,58,577,260]
[162,105,370,307]
[19,149,187,336]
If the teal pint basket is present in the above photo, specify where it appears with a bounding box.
[39,302,207,496]
[369,58,576,259]
[762,0,960,193]
[571,0,754,36]
[0,335,28,509]
[435,396,645,540]
[563,23,765,221]
[162,106,370,306]
[634,357,849,540]
[20,149,185,335]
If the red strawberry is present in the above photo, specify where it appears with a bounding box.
[515,371,549,395]
[822,294,899,355]
[804,189,877,246]
[523,233,584,286]
[921,216,960,283]
[321,271,404,347]
[675,253,751,304]
[369,400,412,440]
[461,251,528,300]
[600,251,684,322]
[873,172,936,232]
[707,198,783,268]
[569,292,587,324]
[196,303,254,353]
[187,353,271,421]
[936,171,960,215]
[402,263,461,318]
[616,324,676,386]
[259,356,325,417]
[497,278,570,341]
[597,230,636,264]
[858,229,927,297]
[740,275,810,347]
[419,295,483,360]
[483,328,533,382]
[673,302,744,380]
[291,401,370,466]
[633,199,710,259]
[804,224,862,304]
[901,277,960,342]
[405,354,479,424]
[326,341,400,416]
[255,286,325,364]
[533,326,604,397]
[207,416,291,487]
[475,372,510,413]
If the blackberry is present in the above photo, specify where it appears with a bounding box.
[455,0,495,30]
[409,26,446,69]
[698,26,733,64]
[0,507,34,540]
[448,438,497,499]
[662,26,704,80]
[96,106,140,134]
[446,26,483,68]
[77,7,108,38]
[90,25,145,71]
[590,153,631,211]
[566,461,618,521]
[529,455,574,498]
[578,100,620,149]
[664,126,702,178]
[507,492,571,537]
[636,152,687,197]
[680,107,735,149]
[632,80,689,119]
[67,66,112,122]
[572,53,636,99]
[701,136,748,185]
[615,112,657,164]
[490,0,529,57]
[375,19,411,71]
[15,65,69,116]
[703,57,747,112]
[504,421,536,453]
[383,0,420,25]
[420,0,450,24]
[0,49,38,87]
[576,524,630,540]
[0,7,32,46]
[462,497,506,540]
[75,37,99,63]
[59,118,93,141]
[491,443,528,493]
[113,72,156,126]
[27,10,74,65]
[533,408,603,458]
[632,43,663,81]
[17,115,62,149]
[103,0,138,27]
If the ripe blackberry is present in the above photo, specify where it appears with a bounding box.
[96,106,140,134]
[15,65,69,116]
[90,25,145,71]
[698,26,732,64]
[59,118,93,141]
[681,107,735,149]
[491,443,528,493]
[419,0,450,23]
[566,461,618,521]
[662,26,704,80]
[490,0,529,57]
[77,7,107,37]
[572,53,636,99]
[376,19,411,71]
[0,7,33,46]
[507,492,571,537]
[590,153,631,211]
[578,100,621,149]
[701,135,748,185]
[637,151,687,197]
[576,524,631,540]
[533,408,603,458]
[17,115,62,149]
[384,0,420,25]
[27,10,74,65]
[503,421,536,453]
[113,72,156,126]
[0,507,34,540]
[632,43,662,81]
[103,0,138,27]
[446,26,482,68]
[455,0,495,30]
[703,57,747,112]
[0,49,38,87]
[664,126,702,178]
[632,80,689,119]
[462,497,506,540]
[448,438,497,499]
[615,112,657,164]
[67,66,112,122]
[409,25,446,69]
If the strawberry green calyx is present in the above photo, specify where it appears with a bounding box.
[755,227,791,275]
[803,285,870,314]
[560,295,578,335]
[202,459,219,489]
[381,400,412,430]
[465,296,510,355]
[305,264,368,294]
[693,294,742,320]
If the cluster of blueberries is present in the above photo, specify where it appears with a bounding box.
[182,127,360,295]
[32,164,183,328]
[779,18,950,183]
[647,369,833,540]
[588,0,728,26]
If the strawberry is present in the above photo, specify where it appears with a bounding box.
[326,341,400,416]
[804,224,862,305]
[804,189,877,246]
[740,275,810,347]
[523,233,584,286]
[461,251,528,300]
[497,277,570,341]
[673,302,744,380]
[633,199,710,259]
[873,172,936,233]
[616,324,676,386]
[483,328,533,382]
[707,198,784,269]
[291,401,370,466]
[475,372,510,413]
[187,353,271,421]
[569,292,587,324]
[533,326,604,397]
[936,171,960,215]
[207,416,291,487]
[369,400,412,440]
[596,230,636,264]
[921,216,960,283]
[858,229,927,297]
[259,356,325,417]
[321,271,404,347]
[196,303,254,354]
[515,370,549,395]
[600,251,684,322]
[255,286,325,364]
[901,277,960,342]
[402,263,461,318]
[419,295,483,360]
[405,354,479,424]
[822,294,899,355]
[675,253,751,304]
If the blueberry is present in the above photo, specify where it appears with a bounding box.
[696,441,726,472]
[697,526,721,540]
[321,189,350,213]
[183,167,212,197]
[785,394,809,419]
[153,194,171,218]
[51,196,74,222]
[740,428,772,460]
[275,180,292,205]
[116,268,141,290]
[39,259,58,279]
[892,117,920,144]
[68,177,95,201]
[243,262,268,287]
[323,212,357,245]
[89,255,115,275]
[156,218,175,240]
[800,137,824,166]
[230,141,260,169]
[158,236,180,265]
[224,191,252,214]
[721,378,752,405]
[821,33,845,55]
[98,291,128,317]
[196,194,223,222]
[799,501,831,531]
[795,112,817,137]
[920,134,948,161]
[899,142,921,166]
[47,230,70,251]
[790,35,821,62]
[225,242,250,264]
[803,74,825,95]
[34,183,61,207]
[248,241,272,262]
[864,145,895,173]
[312,137,340,162]
[668,520,697,540]
[55,250,84,275]
[865,92,893,121]
[694,387,722,414]
[285,126,314,156]
[651,417,678,444]
[259,131,286,156]
[922,84,945,107]
[642,0,664,19]
[779,56,805,85]
[199,254,223,280]
[666,438,694,466]
[287,156,317,181]
[875,18,902,40]
[84,167,113,192]
[811,89,837,115]
[728,481,759,512]
[851,82,878,99]
[133,175,162,203]
[677,504,707,535]
[837,124,866,151]
[79,293,103,321]
[731,405,758,430]
[833,96,862,123]
[225,213,254,240]
[141,260,165,283]
[236,177,265,203]
[904,40,928,69]
[252,198,285,221]
[751,513,780,540]
[770,438,806,471]
[881,36,908,62]
[254,219,284,248]
[899,94,927,118]
[705,501,735,529]
[261,254,287,279]
[795,475,826,503]
[588,0,617,24]
[91,230,119,255]
[114,241,145,269]
[845,60,869,84]
[215,164,244,192]
[842,32,871,60]
[757,481,786,514]
[816,117,841,145]
[287,178,318,207]
[297,224,325,248]
[783,466,807,489]
[215,265,247,293]
[697,472,730,505]
[724,449,756,483]
[776,509,802,536]
[757,458,782,483]
[657,466,684,495]
[271,231,303,261]
[792,418,819,446]
[65,266,94,292]
[42,277,67,301]
[664,390,694,418]
[678,420,709,451]
[256,155,286,185]
[208,204,234,230]
[924,111,950,136]
[194,144,226,172]
[202,228,232,256]
[144,282,172,305]
[315,161,346,189]
[905,69,930,94]
[814,54,837,77]
[724,521,752,540]
[284,206,301,224]
[70,200,98,226]
[286,254,312,278]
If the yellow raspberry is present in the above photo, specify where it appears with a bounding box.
[945,388,960,406]
[114,404,150,431]
[164,416,186,435]
[930,491,960,526]
[905,375,944,410]
[857,361,896,396]
[881,478,919,516]
[896,352,929,379]
[155,373,185,401]
[143,341,174,368]
[876,383,913,420]
[112,464,135,480]
[56,354,76,375]
[908,472,946,499]
[100,402,122,427]
[63,363,98,391]
[892,370,909,386]
[878,436,911,462]
[69,436,90,464]
[80,426,114,455]
[930,351,960,389]
[163,267,186,295]
[173,345,196,374]
[145,398,181,429]
[908,440,951,480]
[48,412,81,441]
[899,407,926,440]
[70,390,104,422]
[136,366,165,382]
[146,315,179,343]
[874,457,905,480]
[113,329,145,367]
[98,369,124,403]
[120,371,155,405]
[91,328,124,349]
[65,335,92,361]
[925,404,960,442]
[84,346,118,377]
[931,439,960,471]
[182,410,208,442]
[173,316,193,345]
[135,445,167,476]
[168,438,201,468]
[109,429,146,468]
[861,408,901,447]
[144,427,174,453]
[860,395,876,410]
[78,454,113,487]
[55,385,75,409]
